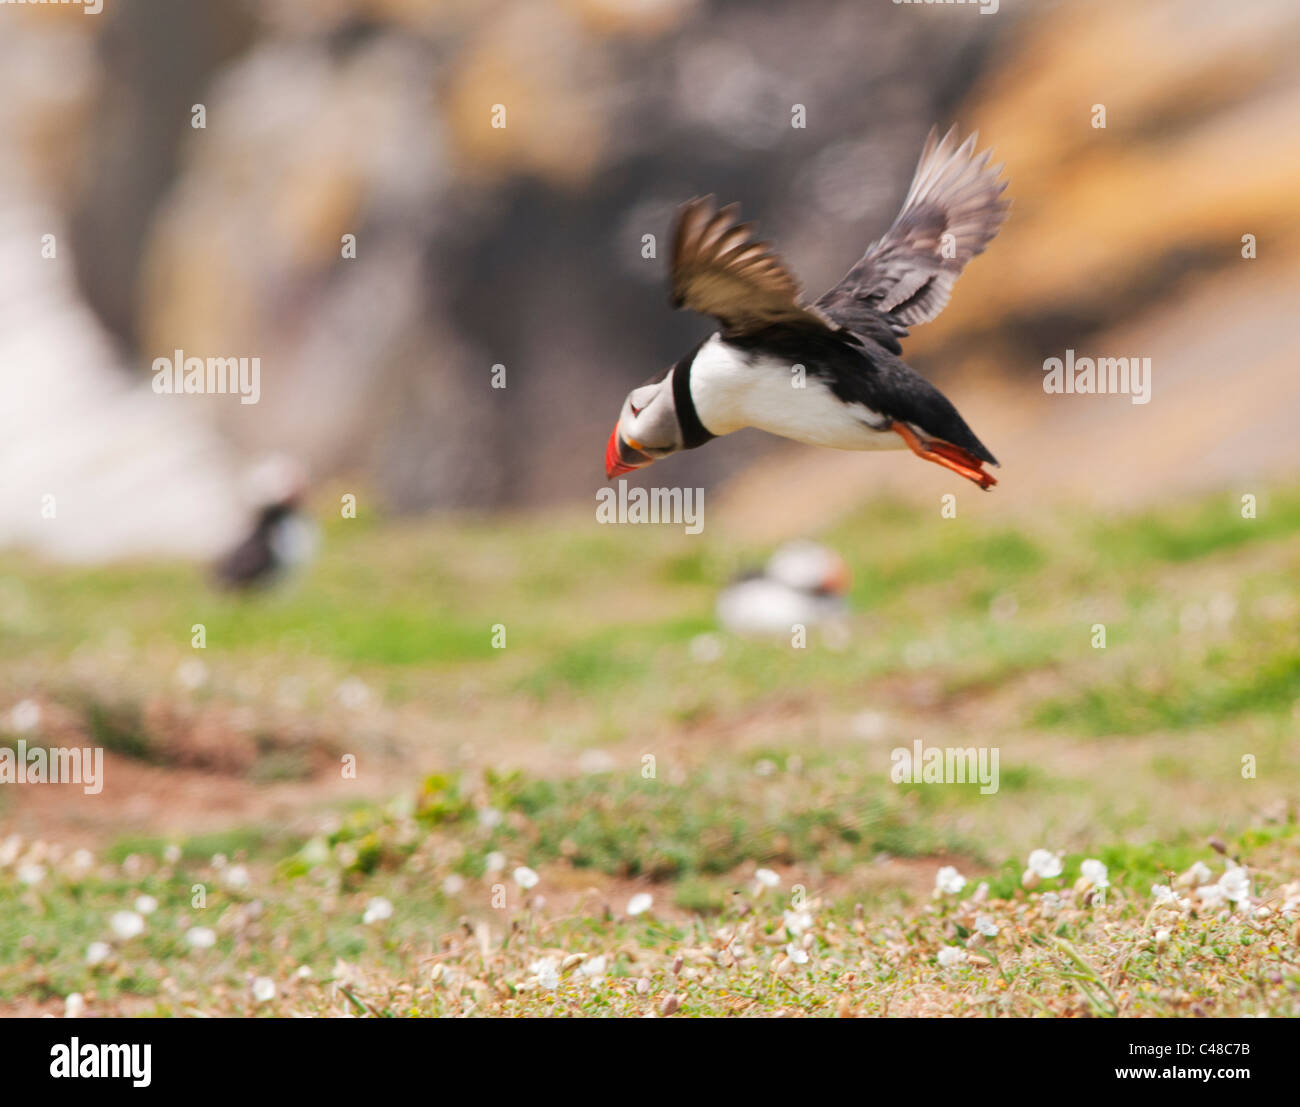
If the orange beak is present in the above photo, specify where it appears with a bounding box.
[605,423,652,479]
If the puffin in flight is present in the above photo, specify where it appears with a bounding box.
[605,126,1009,490]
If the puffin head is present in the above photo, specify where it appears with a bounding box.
[605,367,683,479]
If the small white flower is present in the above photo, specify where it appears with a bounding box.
[85,941,111,965]
[64,993,85,1018]
[783,909,813,935]
[222,864,250,890]
[211,853,228,869]
[754,868,780,888]
[1207,592,1236,625]
[1080,859,1109,889]
[689,633,725,663]
[785,943,809,965]
[1218,865,1251,903]
[185,926,217,950]
[1154,928,1170,947]
[1196,883,1227,909]
[484,851,506,875]
[532,958,559,990]
[1187,861,1212,886]
[477,807,503,829]
[576,748,615,773]
[300,838,329,865]
[9,699,41,733]
[176,659,208,690]
[1152,884,1177,905]
[109,910,145,940]
[362,896,393,924]
[934,865,966,896]
[975,914,999,937]
[134,894,158,915]
[442,874,465,895]
[627,893,653,917]
[849,710,889,741]
[17,862,45,886]
[163,844,182,866]
[295,965,313,979]
[334,677,371,710]
[513,866,539,890]
[251,976,276,1003]
[937,946,967,968]
[580,954,607,979]
[71,848,94,871]
[1040,892,1062,918]
[1027,849,1063,879]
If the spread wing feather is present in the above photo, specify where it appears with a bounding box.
[815,126,1010,342]
[670,197,834,337]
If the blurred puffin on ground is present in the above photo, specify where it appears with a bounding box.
[716,541,852,636]
[212,455,318,591]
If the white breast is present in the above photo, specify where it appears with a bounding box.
[688,335,902,452]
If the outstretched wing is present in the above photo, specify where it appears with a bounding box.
[816,127,1009,343]
[671,196,834,338]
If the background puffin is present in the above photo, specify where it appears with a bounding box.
[212,456,317,591]
[605,126,1009,490]
[717,540,852,636]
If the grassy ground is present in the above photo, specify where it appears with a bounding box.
[1,484,1298,1016]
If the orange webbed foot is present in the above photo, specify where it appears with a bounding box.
[892,422,998,490]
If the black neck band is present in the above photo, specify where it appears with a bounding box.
[673,351,715,450]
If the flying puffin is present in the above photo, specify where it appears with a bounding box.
[605,126,1009,490]
[716,541,851,636]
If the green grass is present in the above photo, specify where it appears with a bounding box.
[2,817,1295,1016]
[2,483,1299,1015]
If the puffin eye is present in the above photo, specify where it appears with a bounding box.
[627,384,657,417]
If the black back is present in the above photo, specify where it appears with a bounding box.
[212,503,293,590]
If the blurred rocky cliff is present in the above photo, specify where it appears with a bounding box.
[0,0,1006,557]
[1,0,1297,559]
